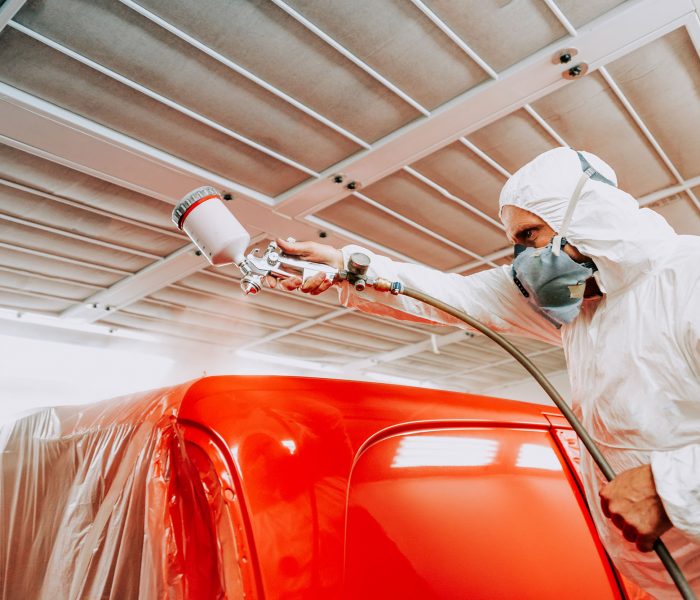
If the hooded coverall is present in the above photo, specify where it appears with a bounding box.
[336,148,700,598]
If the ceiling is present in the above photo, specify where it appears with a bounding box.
[0,0,699,397]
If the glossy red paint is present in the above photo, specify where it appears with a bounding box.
[345,427,621,599]
[175,375,626,599]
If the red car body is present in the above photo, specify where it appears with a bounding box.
[173,375,638,599]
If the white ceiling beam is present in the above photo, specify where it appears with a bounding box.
[274,0,694,218]
[402,166,505,230]
[0,83,275,206]
[60,244,205,322]
[424,346,562,385]
[268,0,429,116]
[116,0,369,150]
[344,330,474,371]
[9,21,319,178]
[688,12,700,55]
[543,0,578,37]
[0,87,372,259]
[523,104,569,147]
[0,241,131,276]
[0,177,184,239]
[0,213,161,259]
[458,139,512,178]
[353,191,500,266]
[408,0,498,79]
[0,0,26,33]
[599,66,700,211]
[638,173,700,206]
[236,306,353,352]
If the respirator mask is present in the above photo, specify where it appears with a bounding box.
[511,152,615,327]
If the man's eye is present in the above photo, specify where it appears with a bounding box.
[523,228,534,239]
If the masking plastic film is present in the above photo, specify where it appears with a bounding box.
[0,383,244,599]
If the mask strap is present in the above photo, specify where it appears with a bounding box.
[552,169,593,256]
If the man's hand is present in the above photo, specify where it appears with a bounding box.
[599,464,672,552]
[265,239,344,295]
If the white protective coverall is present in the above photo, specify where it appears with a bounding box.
[336,147,700,598]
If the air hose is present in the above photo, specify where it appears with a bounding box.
[389,284,695,600]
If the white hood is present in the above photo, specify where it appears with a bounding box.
[498,147,677,296]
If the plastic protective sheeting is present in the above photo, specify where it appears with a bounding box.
[0,383,241,600]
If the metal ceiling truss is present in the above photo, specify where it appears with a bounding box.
[7,21,320,178]
[0,241,132,276]
[0,0,26,33]
[0,177,184,239]
[546,3,700,213]
[115,0,370,149]
[1,0,699,392]
[275,0,695,217]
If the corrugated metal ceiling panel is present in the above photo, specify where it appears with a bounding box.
[649,195,700,236]
[317,195,470,270]
[409,141,508,220]
[0,29,307,196]
[0,221,152,273]
[556,0,628,28]
[419,0,566,72]
[466,109,559,175]
[0,245,124,288]
[0,183,182,257]
[283,0,488,109]
[530,71,676,198]
[15,0,361,174]
[135,0,420,143]
[605,28,700,181]
[0,145,182,230]
[358,170,506,257]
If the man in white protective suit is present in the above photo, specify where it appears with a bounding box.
[270,147,700,598]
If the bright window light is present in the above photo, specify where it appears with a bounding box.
[0,335,176,425]
[392,435,499,468]
[515,443,563,471]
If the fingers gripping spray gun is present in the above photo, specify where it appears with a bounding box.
[172,186,385,295]
[173,186,695,599]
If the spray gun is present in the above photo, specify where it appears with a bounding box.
[172,186,394,295]
[172,186,695,599]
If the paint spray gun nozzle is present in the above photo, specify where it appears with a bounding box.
[174,187,380,295]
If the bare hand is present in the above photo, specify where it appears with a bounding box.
[265,239,344,295]
[599,464,672,552]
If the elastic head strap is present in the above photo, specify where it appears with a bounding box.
[551,152,616,257]
[552,169,593,256]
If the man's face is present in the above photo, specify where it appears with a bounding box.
[501,205,587,262]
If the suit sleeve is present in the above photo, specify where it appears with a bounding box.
[336,245,562,346]
[650,275,700,541]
